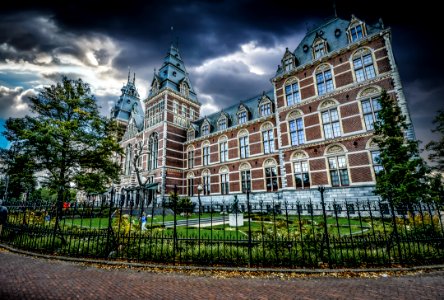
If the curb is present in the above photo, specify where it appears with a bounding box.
[2,243,444,274]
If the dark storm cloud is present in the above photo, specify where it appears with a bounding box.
[0,0,443,153]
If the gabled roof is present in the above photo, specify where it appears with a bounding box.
[148,43,199,103]
[275,16,385,77]
[191,90,275,139]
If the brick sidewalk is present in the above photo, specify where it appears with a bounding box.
[1,251,443,299]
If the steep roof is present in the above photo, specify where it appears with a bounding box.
[148,43,198,102]
[111,72,144,131]
[191,90,275,138]
[276,16,385,76]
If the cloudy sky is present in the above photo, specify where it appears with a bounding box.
[0,0,443,159]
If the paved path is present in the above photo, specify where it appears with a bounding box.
[1,250,444,299]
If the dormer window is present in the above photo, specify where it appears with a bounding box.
[312,38,327,60]
[201,122,210,135]
[237,105,249,125]
[259,95,273,117]
[350,24,363,42]
[218,115,227,131]
[260,103,271,117]
[281,47,296,72]
[347,16,367,43]
[180,82,189,97]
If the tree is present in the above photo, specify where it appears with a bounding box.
[2,77,122,209]
[373,90,428,205]
[426,110,444,171]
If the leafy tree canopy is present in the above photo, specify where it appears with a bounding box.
[2,77,122,203]
[426,110,444,171]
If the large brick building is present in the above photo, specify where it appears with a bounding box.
[111,15,414,206]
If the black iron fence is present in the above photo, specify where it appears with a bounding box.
[1,193,443,268]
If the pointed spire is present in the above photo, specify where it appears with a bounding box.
[333,0,337,18]
[133,72,136,84]
[127,67,131,83]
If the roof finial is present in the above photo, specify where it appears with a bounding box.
[127,67,131,83]
[333,0,337,18]
[133,72,136,84]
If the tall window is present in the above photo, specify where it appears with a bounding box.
[125,145,132,175]
[265,167,278,192]
[203,174,211,195]
[187,178,194,196]
[239,136,249,158]
[241,170,251,192]
[350,24,363,42]
[260,103,271,116]
[187,150,194,169]
[316,68,334,95]
[218,118,227,130]
[238,110,247,124]
[289,118,305,146]
[353,49,376,82]
[202,145,209,166]
[220,174,229,195]
[283,57,294,72]
[181,104,187,116]
[285,82,301,106]
[180,82,189,96]
[201,124,209,135]
[371,150,383,174]
[147,134,158,170]
[313,40,326,59]
[322,108,341,139]
[262,129,275,154]
[173,101,178,114]
[362,97,381,130]
[187,130,194,141]
[190,109,195,120]
[220,141,228,162]
[328,156,349,187]
[294,161,310,189]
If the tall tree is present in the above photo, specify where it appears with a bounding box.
[426,110,444,171]
[373,91,428,205]
[2,77,122,207]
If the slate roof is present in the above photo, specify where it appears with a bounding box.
[276,16,385,76]
[148,44,198,102]
[111,73,144,131]
[190,90,275,138]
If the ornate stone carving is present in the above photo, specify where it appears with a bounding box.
[264,158,277,167]
[238,129,249,137]
[326,144,344,154]
[218,135,228,142]
[187,172,195,179]
[359,86,380,97]
[292,151,307,160]
[261,122,274,131]
[287,110,303,120]
[319,99,337,109]
[239,162,251,171]
[219,166,229,174]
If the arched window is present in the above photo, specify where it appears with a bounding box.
[125,144,132,175]
[202,169,211,195]
[187,146,194,169]
[238,129,249,159]
[237,105,249,124]
[202,141,210,166]
[325,145,349,187]
[315,65,334,95]
[287,110,305,146]
[219,136,228,163]
[261,122,275,154]
[187,172,194,197]
[239,163,251,192]
[180,82,189,97]
[219,166,229,195]
[353,48,376,82]
[263,159,278,192]
[319,99,341,139]
[147,133,158,170]
[292,151,310,189]
[285,78,301,106]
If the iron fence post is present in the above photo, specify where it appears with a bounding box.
[318,186,332,268]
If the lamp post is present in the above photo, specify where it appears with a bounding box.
[197,184,203,256]
[243,185,252,267]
